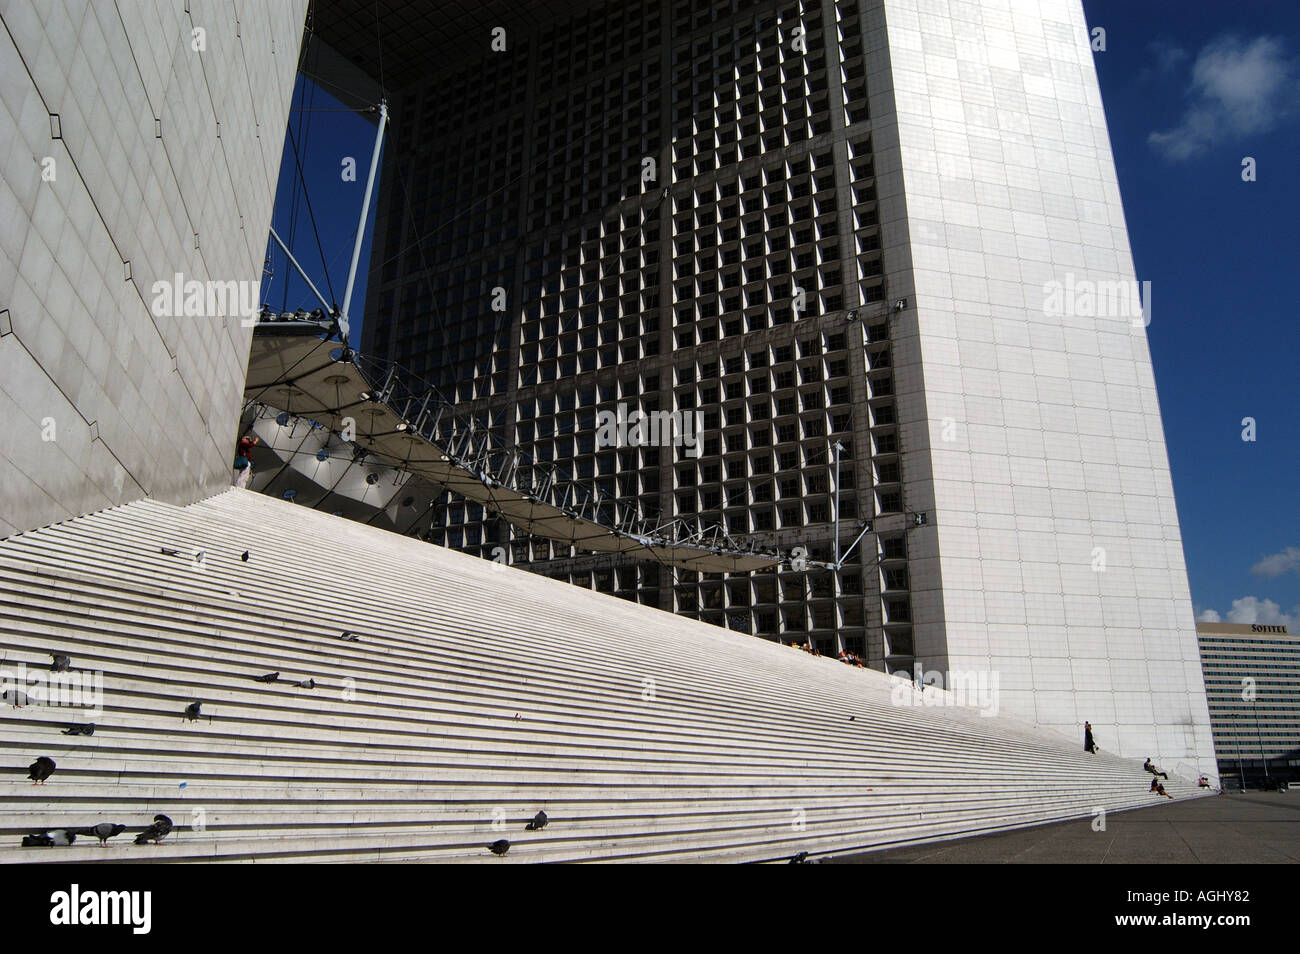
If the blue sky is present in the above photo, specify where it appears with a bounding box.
[265,2,1298,625]
[1084,0,1300,625]
[263,74,380,342]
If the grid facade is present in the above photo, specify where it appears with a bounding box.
[1197,623,1300,779]
[362,0,912,669]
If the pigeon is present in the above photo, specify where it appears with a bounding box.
[159,547,180,556]
[183,701,202,721]
[489,839,510,856]
[21,832,54,847]
[27,757,55,784]
[339,631,360,642]
[788,851,819,864]
[134,814,173,845]
[2,688,29,708]
[294,678,315,689]
[47,829,77,846]
[252,672,279,683]
[81,822,127,846]
[240,550,250,562]
[51,653,71,672]
[62,723,95,736]
[524,810,548,831]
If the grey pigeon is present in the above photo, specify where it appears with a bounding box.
[61,723,95,736]
[524,810,548,831]
[252,672,279,683]
[489,839,510,856]
[159,547,180,556]
[47,829,77,846]
[134,814,173,845]
[51,653,71,672]
[339,631,360,642]
[81,822,127,846]
[240,551,250,562]
[183,701,202,721]
[27,756,55,784]
[294,678,315,689]
[2,688,29,708]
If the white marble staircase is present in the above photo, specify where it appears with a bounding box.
[0,489,1204,862]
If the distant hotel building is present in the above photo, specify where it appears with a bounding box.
[343,0,1216,778]
[1197,621,1300,784]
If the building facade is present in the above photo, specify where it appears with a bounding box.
[358,0,1216,778]
[0,1,307,535]
[1197,621,1300,784]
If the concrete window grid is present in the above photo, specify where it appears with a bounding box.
[369,0,920,664]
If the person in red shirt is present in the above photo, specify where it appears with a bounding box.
[234,435,259,488]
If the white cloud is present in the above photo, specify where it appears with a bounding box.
[1200,596,1300,628]
[1149,40,1188,75]
[1148,35,1298,160]
[1250,546,1300,578]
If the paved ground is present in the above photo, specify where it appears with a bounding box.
[828,791,1300,863]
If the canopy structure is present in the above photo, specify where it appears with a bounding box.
[243,322,783,573]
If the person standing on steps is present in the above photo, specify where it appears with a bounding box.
[233,434,259,489]
[1084,721,1098,754]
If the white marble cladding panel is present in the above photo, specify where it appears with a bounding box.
[0,0,308,534]
[874,0,1214,778]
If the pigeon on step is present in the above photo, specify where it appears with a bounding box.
[339,631,360,642]
[183,701,202,721]
[489,839,510,856]
[50,653,71,672]
[47,829,77,846]
[252,672,279,683]
[294,678,315,689]
[240,551,250,562]
[159,547,180,556]
[81,822,127,846]
[134,814,173,845]
[789,851,818,864]
[62,723,95,736]
[27,757,55,784]
[525,811,548,831]
[21,833,54,847]
[2,689,29,708]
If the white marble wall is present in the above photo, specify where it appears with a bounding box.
[865,0,1215,778]
[0,0,307,535]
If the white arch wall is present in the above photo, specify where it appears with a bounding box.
[863,0,1215,779]
[0,0,308,535]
